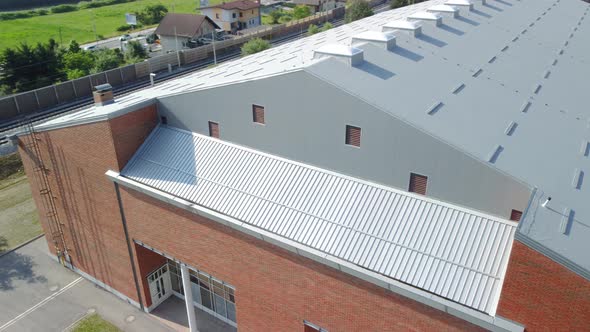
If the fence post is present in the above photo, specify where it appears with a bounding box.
[13,96,20,114]
[34,90,41,109]
[54,85,60,104]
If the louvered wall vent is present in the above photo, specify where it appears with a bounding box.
[383,20,422,37]
[408,12,443,26]
[313,44,364,66]
[428,5,459,18]
[351,31,397,51]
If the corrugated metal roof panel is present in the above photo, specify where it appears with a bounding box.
[122,126,517,314]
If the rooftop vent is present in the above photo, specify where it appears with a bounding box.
[428,5,459,18]
[382,20,422,37]
[313,44,364,66]
[445,0,474,11]
[93,83,114,107]
[408,12,443,27]
[351,31,397,51]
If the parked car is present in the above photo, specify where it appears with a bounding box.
[82,45,98,52]
[119,34,132,41]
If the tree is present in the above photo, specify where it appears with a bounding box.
[136,4,168,25]
[63,51,94,79]
[269,10,282,24]
[0,39,65,93]
[124,41,148,64]
[241,38,270,56]
[91,49,123,73]
[68,40,81,53]
[345,0,373,23]
[292,5,311,20]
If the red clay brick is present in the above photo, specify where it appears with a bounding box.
[497,241,590,332]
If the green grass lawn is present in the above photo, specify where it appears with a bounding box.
[0,0,223,51]
[72,314,121,332]
[0,153,41,253]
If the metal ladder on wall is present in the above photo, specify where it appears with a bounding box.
[18,117,70,266]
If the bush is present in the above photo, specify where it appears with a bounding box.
[37,9,49,15]
[50,4,77,13]
[278,15,292,24]
[321,22,333,31]
[292,5,311,20]
[308,24,319,35]
[116,24,132,32]
[345,0,373,23]
[0,153,23,180]
[241,38,270,56]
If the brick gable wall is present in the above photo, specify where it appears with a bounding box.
[17,105,158,306]
[497,241,590,331]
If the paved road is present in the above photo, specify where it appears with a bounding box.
[0,236,171,332]
[80,28,156,50]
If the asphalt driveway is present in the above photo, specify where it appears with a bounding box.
[0,236,172,332]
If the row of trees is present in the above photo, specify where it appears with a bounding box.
[0,0,139,21]
[0,39,147,95]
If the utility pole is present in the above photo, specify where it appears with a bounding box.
[92,10,98,46]
[212,30,217,65]
[174,26,181,68]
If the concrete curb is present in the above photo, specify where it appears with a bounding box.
[0,233,44,258]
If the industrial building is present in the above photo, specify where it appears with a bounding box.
[14,0,590,330]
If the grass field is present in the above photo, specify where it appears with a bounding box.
[0,0,222,51]
[72,314,121,332]
[0,153,41,253]
[0,174,41,253]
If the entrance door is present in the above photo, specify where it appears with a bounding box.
[148,264,172,309]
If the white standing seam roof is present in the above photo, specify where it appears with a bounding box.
[122,125,517,314]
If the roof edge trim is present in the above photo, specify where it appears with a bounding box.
[106,169,525,332]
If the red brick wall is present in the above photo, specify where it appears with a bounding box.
[497,241,590,332]
[109,104,158,172]
[135,243,167,308]
[120,187,484,332]
[18,105,158,306]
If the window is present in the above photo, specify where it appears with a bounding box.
[232,13,237,18]
[304,321,328,332]
[167,260,237,323]
[240,12,243,17]
[160,116,168,125]
[510,209,523,222]
[209,121,219,138]
[252,104,265,124]
[345,125,361,147]
[409,173,428,195]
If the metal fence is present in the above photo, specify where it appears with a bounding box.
[0,7,345,123]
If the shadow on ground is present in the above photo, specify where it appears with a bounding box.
[0,236,47,291]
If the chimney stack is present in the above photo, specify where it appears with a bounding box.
[93,83,114,106]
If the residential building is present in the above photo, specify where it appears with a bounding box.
[154,13,220,51]
[292,0,338,13]
[201,0,261,33]
[13,0,590,331]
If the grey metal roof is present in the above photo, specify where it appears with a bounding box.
[303,0,590,279]
[122,125,517,315]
